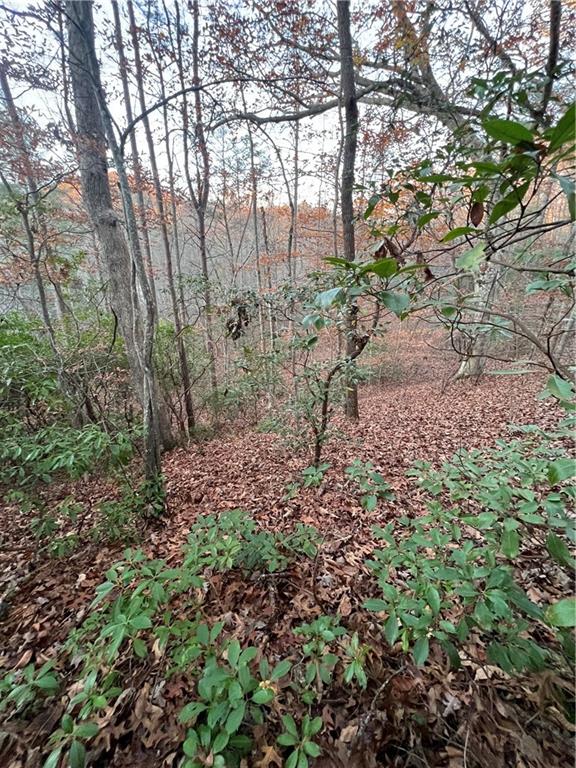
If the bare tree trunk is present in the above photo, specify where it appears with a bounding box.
[455,262,500,379]
[111,0,158,316]
[242,88,265,351]
[337,0,360,420]
[260,206,277,345]
[67,0,173,482]
[126,0,195,436]
[174,0,218,396]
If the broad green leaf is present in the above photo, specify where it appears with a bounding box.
[277,733,299,747]
[489,181,530,224]
[548,102,576,153]
[252,687,274,704]
[364,193,382,219]
[225,702,246,734]
[379,290,409,317]
[281,714,299,736]
[44,749,62,768]
[316,287,343,310]
[412,636,430,666]
[74,722,99,739]
[130,614,152,630]
[501,529,520,558]
[455,243,486,271]
[417,211,441,227]
[546,532,575,569]
[483,118,533,145]
[442,226,479,242]
[426,585,441,615]
[548,458,576,485]
[364,598,388,612]
[212,730,230,754]
[542,374,574,402]
[179,701,207,724]
[384,614,399,645]
[271,659,292,681]
[183,730,199,757]
[545,597,576,628]
[361,258,398,278]
[69,741,86,768]
[226,639,241,668]
[362,494,378,512]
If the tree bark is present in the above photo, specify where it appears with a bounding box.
[126,0,196,435]
[111,0,158,316]
[67,0,173,480]
[174,0,218,396]
[337,0,360,420]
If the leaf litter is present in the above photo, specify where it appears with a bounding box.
[0,366,573,768]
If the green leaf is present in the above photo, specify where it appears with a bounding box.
[130,614,152,630]
[324,257,355,269]
[281,714,299,736]
[384,614,399,645]
[546,533,575,568]
[183,730,199,756]
[548,102,576,153]
[225,702,246,734]
[548,458,576,485]
[316,287,343,310]
[303,742,322,757]
[132,638,147,658]
[483,118,533,145]
[62,714,74,734]
[364,598,388,612]
[417,211,441,227]
[44,749,62,768]
[227,639,241,668]
[364,193,381,219]
[212,730,230,754]
[441,226,479,242]
[501,529,520,559]
[412,636,430,666]
[379,290,409,317]
[74,722,99,740]
[426,586,441,615]
[271,659,292,681]
[361,258,398,278]
[543,374,574,402]
[488,181,530,224]
[179,702,207,724]
[69,740,86,768]
[545,597,576,628]
[285,749,300,768]
[455,243,485,272]
[36,674,59,691]
[252,687,274,704]
[277,733,299,746]
[473,600,493,630]
[362,494,378,512]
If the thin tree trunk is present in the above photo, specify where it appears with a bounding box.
[127,0,195,435]
[175,0,218,395]
[67,0,173,482]
[111,0,158,315]
[337,0,360,420]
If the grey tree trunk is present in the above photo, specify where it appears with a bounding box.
[337,0,360,420]
[67,0,173,480]
[111,0,158,316]
[175,0,218,396]
[126,0,196,436]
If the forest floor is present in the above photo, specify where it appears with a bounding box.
[0,334,573,768]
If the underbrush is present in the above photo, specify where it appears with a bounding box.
[0,379,574,768]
